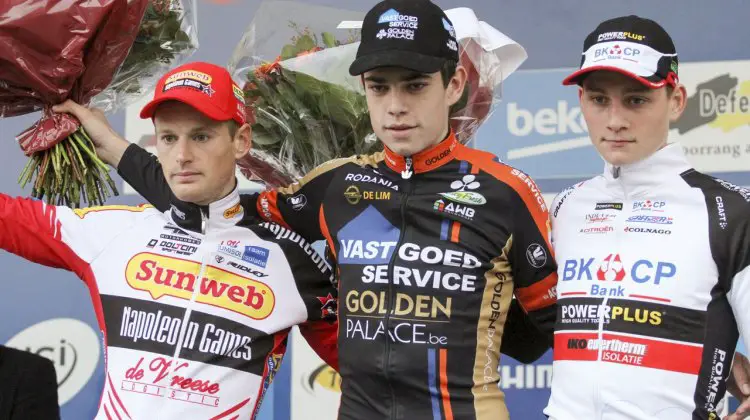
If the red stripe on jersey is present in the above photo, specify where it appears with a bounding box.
[554,332,702,375]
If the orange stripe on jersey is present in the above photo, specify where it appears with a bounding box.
[319,204,337,260]
[439,349,454,420]
[514,272,557,311]
[470,164,479,175]
[257,190,289,228]
[455,147,552,250]
[450,221,461,243]
[73,204,152,219]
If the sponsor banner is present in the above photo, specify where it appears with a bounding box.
[554,332,703,374]
[102,295,272,375]
[477,60,750,181]
[556,297,706,343]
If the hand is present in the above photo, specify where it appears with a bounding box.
[726,352,750,419]
[51,100,130,168]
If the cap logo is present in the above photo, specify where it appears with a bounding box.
[442,18,456,38]
[593,44,641,61]
[163,77,215,97]
[232,84,245,102]
[377,8,419,29]
[165,70,213,85]
[597,31,646,42]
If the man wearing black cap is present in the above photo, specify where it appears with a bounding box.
[108,0,558,419]
[547,15,750,419]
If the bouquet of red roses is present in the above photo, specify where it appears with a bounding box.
[227,2,527,188]
[0,0,197,207]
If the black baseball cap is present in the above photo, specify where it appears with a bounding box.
[349,0,459,76]
[562,15,679,88]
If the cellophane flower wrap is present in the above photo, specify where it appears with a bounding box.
[228,1,528,188]
[0,0,198,207]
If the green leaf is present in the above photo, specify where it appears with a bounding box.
[280,44,297,60]
[294,35,316,53]
[322,32,337,48]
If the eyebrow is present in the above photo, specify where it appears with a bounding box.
[156,125,218,135]
[364,72,431,83]
[584,84,652,94]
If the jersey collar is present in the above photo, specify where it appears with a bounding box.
[603,143,693,192]
[383,131,459,177]
[169,182,244,234]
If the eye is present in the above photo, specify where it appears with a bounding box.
[368,84,387,94]
[407,82,427,92]
[627,96,648,106]
[589,95,608,105]
[193,133,210,142]
[160,134,177,144]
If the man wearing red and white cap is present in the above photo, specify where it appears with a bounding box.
[547,15,750,419]
[0,62,341,419]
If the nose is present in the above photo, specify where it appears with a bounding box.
[386,89,408,117]
[174,137,194,165]
[606,101,629,133]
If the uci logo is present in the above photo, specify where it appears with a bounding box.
[5,318,101,404]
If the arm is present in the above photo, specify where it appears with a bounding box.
[51,100,173,212]
[10,349,60,420]
[0,193,149,277]
[500,298,551,363]
[259,222,339,370]
[507,173,557,343]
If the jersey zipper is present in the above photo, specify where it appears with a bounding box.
[158,208,210,412]
[384,156,413,420]
[595,166,628,416]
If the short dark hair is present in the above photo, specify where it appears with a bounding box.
[439,60,458,88]
[226,120,240,138]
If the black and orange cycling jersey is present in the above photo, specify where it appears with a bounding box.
[117,131,557,420]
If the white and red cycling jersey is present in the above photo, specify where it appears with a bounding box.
[545,144,750,420]
[0,186,338,420]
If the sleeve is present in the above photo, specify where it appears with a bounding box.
[116,143,174,212]
[12,351,60,420]
[505,169,558,341]
[724,207,750,355]
[249,158,352,242]
[499,297,551,363]
[0,193,146,276]
[262,222,339,371]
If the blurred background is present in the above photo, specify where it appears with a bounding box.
[0,0,748,418]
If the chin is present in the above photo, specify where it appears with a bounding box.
[172,185,207,205]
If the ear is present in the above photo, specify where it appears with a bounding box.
[233,123,252,159]
[578,86,584,101]
[446,65,468,107]
[668,83,688,123]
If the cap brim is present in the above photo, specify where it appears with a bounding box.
[349,50,447,76]
[562,66,668,89]
[140,88,232,122]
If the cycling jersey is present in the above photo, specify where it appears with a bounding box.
[545,143,750,420]
[117,132,558,420]
[0,187,338,419]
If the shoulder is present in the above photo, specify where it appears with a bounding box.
[455,148,548,213]
[550,180,594,220]
[681,171,750,213]
[278,153,383,195]
[252,222,333,280]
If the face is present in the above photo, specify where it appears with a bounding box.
[362,65,466,156]
[154,101,251,205]
[580,71,686,166]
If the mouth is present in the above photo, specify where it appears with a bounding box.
[172,171,201,181]
[385,125,417,136]
[603,138,635,146]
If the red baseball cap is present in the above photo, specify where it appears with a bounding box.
[140,61,247,125]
